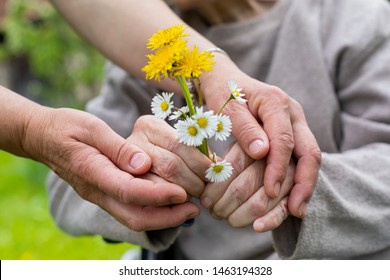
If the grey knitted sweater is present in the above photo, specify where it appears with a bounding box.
[47,0,390,259]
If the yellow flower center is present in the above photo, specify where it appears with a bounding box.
[188,126,198,136]
[197,117,208,128]
[213,165,223,174]
[160,101,169,111]
[217,122,223,132]
[233,90,240,97]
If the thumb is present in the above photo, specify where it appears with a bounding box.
[227,102,270,160]
[80,117,152,175]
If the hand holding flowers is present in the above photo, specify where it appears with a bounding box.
[142,24,321,220]
[143,24,247,183]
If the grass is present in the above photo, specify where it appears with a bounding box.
[0,150,135,259]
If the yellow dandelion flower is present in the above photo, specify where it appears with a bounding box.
[147,24,189,50]
[142,39,188,81]
[142,47,177,81]
[174,46,215,78]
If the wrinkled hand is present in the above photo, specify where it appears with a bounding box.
[201,143,295,232]
[201,55,321,218]
[127,115,213,198]
[25,108,201,231]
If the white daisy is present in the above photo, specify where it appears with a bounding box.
[228,80,247,104]
[192,107,218,138]
[175,118,205,147]
[215,114,232,141]
[205,160,233,183]
[168,106,189,121]
[151,92,174,119]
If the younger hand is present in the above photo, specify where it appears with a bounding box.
[26,108,200,231]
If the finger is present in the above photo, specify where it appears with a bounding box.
[227,163,294,227]
[288,101,322,218]
[77,116,152,175]
[144,143,206,197]
[96,190,200,231]
[139,115,212,178]
[70,148,188,206]
[200,143,253,209]
[248,87,294,198]
[211,160,265,219]
[223,100,270,160]
[253,197,289,233]
[289,133,321,218]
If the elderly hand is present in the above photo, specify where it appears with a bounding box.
[201,143,295,232]
[201,55,321,218]
[25,108,203,231]
[127,115,212,198]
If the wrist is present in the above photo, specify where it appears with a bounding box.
[199,51,239,106]
[21,104,54,164]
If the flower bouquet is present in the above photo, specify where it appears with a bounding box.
[142,24,247,182]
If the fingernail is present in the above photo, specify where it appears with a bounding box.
[210,211,222,220]
[274,182,281,197]
[299,202,308,218]
[249,139,264,155]
[129,152,147,169]
[181,218,195,228]
[254,221,265,232]
[201,197,213,209]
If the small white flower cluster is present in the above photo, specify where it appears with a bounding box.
[174,107,231,147]
[150,81,246,182]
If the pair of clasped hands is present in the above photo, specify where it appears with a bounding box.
[36,62,321,233]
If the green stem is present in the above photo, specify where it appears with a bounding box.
[217,95,234,115]
[176,75,209,157]
[194,77,203,107]
[176,75,195,116]
[200,138,209,157]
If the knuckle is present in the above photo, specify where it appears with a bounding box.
[269,132,295,159]
[227,156,244,177]
[116,183,130,204]
[164,134,183,154]
[236,122,261,142]
[125,217,145,232]
[311,147,323,166]
[134,115,154,132]
[275,199,289,224]
[268,86,289,103]
[154,156,178,180]
[250,192,269,216]
[289,98,305,116]
[231,183,252,207]
[114,140,129,166]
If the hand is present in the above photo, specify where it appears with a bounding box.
[201,143,295,232]
[24,108,200,231]
[201,55,321,218]
[127,115,213,198]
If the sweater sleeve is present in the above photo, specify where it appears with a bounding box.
[273,0,390,259]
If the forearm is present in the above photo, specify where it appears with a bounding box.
[0,85,48,159]
[50,0,219,91]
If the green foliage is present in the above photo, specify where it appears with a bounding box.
[0,0,105,107]
[0,151,135,259]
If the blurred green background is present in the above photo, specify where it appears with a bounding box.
[0,0,134,259]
